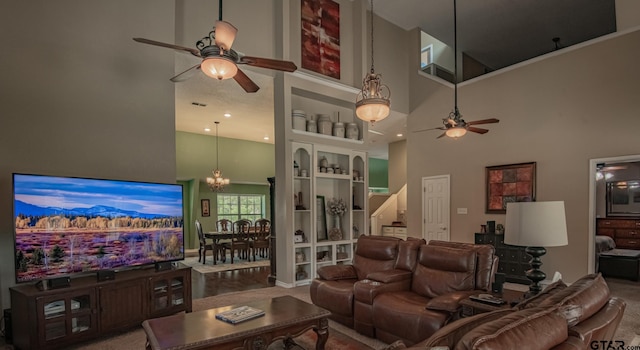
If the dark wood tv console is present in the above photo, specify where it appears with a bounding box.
[10,265,192,350]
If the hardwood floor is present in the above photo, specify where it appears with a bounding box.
[190,266,273,299]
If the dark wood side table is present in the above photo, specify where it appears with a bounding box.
[460,288,525,317]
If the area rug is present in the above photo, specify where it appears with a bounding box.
[179,255,270,274]
[62,286,386,350]
[607,277,640,346]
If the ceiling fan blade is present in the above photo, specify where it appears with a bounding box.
[468,126,489,134]
[239,56,297,72]
[233,69,260,93]
[466,118,500,126]
[214,20,238,51]
[412,126,446,133]
[436,132,447,139]
[170,64,201,82]
[133,38,201,57]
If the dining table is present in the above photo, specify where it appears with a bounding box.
[204,231,259,263]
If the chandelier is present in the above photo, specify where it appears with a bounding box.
[355,0,390,124]
[206,121,230,192]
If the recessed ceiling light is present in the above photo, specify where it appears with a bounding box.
[204,127,211,132]
[396,133,403,137]
[263,136,269,140]
[224,113,231,118]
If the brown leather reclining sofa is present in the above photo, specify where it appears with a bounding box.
[311,236,625,349]
[405,273,625,350]
[311,236,499,344]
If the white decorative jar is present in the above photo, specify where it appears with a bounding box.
[333,122,345,138]
[346,123,359,140]
[317,114,332,135]
[306,119,317,133]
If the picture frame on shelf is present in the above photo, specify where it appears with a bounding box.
[201,199,210,217]
[294,230,306,243]
[485,162,536,214]
[316,195,328,241]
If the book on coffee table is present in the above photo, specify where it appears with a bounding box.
[215,306,265,324]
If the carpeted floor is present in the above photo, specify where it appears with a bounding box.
[606,277,640,346]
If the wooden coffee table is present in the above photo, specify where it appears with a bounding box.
[142,295,330,350]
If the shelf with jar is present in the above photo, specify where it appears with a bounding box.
[290,88,364,144]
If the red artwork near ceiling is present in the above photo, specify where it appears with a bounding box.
[486,162,536,214]
[301,0,340,79]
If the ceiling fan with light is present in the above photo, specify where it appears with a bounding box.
[133,0,297,93]
[414,0,499,139]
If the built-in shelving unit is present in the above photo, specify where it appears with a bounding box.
[288,141,368,286]
[275,67,370,288]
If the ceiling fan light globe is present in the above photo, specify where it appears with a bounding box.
[201,57,238,80]
[446,126,467,138]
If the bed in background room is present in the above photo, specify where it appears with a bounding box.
[595,235,616,271]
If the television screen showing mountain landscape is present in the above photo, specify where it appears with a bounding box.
[13,174,184,283]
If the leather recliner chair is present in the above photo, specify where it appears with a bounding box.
[370,243,498,345]
[310,235,403,327]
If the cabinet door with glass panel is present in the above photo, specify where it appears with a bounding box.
[36,288,97,347]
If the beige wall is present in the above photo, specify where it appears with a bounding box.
[616,0,640,30]
[407,29,640,283]
[0,1,176,309]
[388,140,407,194]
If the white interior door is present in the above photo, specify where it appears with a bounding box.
[422,175,450,242]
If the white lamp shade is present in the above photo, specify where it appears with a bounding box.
[504,201,568,247]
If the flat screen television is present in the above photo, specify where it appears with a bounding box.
[13,173,184,283]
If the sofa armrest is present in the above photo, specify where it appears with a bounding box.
[426,290,483,313]
[354,277,412,305]
[367,269,412,283]
[317,264,357,281]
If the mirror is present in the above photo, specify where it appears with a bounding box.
[607,180,640,216]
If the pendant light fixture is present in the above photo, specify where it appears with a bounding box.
[206,121,230,192]
[355,0,391,124]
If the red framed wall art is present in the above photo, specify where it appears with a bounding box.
[301,0,340,79]
[486,162,536,214]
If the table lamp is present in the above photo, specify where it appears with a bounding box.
[504,201,568,296]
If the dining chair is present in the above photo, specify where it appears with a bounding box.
[214,219,233,264]
[227,219,252,263]
[250,218,271,261]
[195,220,213,265]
